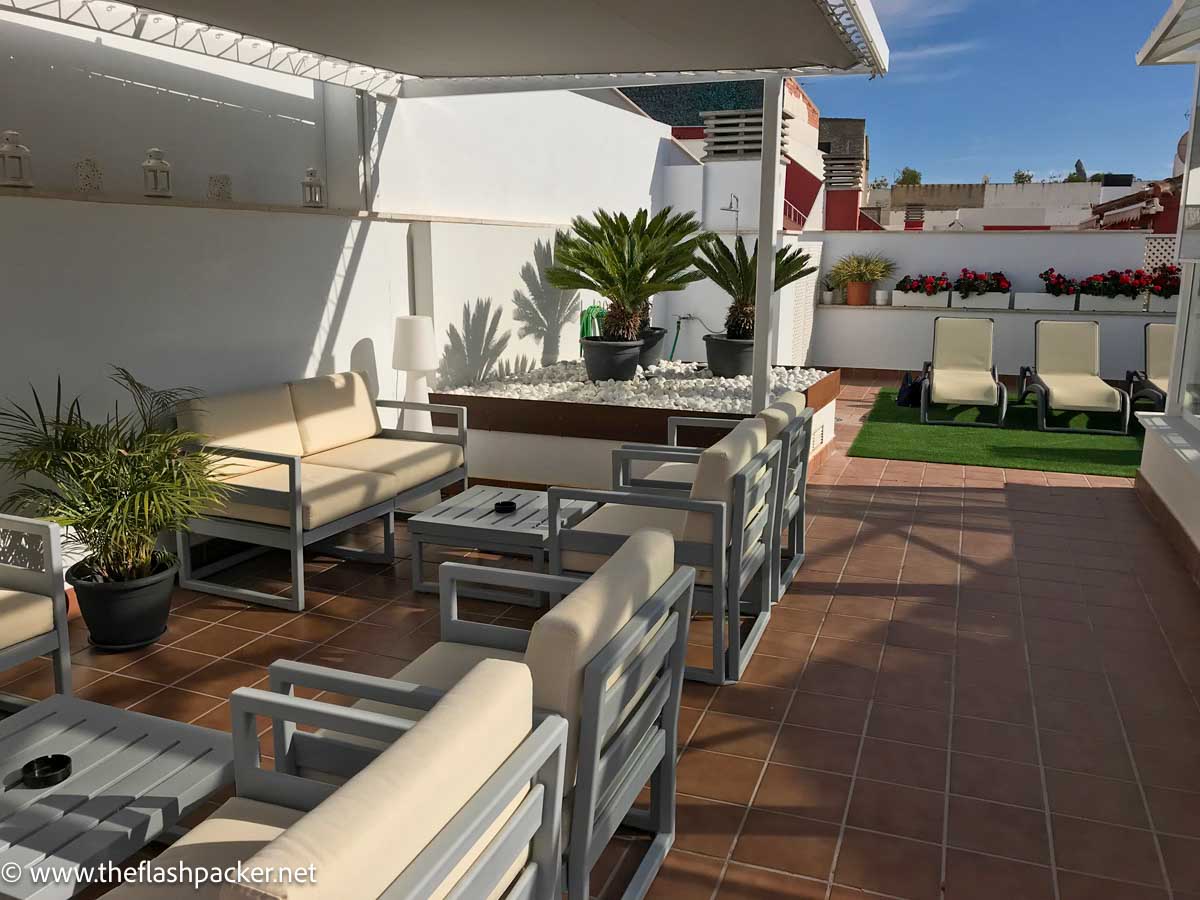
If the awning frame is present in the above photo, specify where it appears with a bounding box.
[1138,0,1200,66]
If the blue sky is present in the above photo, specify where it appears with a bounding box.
[800,0,1195,183]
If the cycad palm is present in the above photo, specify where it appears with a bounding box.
[693,236,816,339]
[546,207,707,341]
[438,298,512,388]
[512,239,579,366]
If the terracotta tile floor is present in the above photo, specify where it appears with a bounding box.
[6,379,1200,899]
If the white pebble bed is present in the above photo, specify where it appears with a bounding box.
[444,360,829,413]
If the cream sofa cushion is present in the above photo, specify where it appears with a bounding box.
[1040,374,1122,413]
[0,589,53,650]
[1146,323,1175,387]
[933,317,994,372]
[216,464,396,530]
[1037,320,1100,375]
[645,461,699,485]
[304,439,464,494]
[236,659,533,900]
[288,372,381,456]
[683,419,766,544]
[178,385,305,479]
[104,797,303,899]
[762,390,806,440]
[560,506,711,585]
[931,370,999,407]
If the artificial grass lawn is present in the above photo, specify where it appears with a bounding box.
[847,388,1145,478]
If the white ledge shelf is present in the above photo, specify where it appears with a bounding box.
[815,304,1174,318]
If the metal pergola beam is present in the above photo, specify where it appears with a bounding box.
[751,75,786,414]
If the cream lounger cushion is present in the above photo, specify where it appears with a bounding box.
[237,659,534,900]
[217,464,396,530]
[178,385,305,479]
[0,589,54,650]
[288,372,381,456]
[930,318,999,407]
[304,439,464,495]
[1146,323,1174,394]
[1036,321,1121,412]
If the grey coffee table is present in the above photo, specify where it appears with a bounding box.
[0,694,234,899]
[409,485,599,606]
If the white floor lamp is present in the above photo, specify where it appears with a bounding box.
[392,315,438,432]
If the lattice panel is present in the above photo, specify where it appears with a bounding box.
[1146,235,1179,270]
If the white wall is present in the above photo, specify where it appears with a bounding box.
[1140,416,1200,550]
[810,306,1169,379]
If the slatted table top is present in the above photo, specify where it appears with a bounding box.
[408,486,599,548]
[0,694,234,899]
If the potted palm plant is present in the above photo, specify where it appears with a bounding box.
[547,207,706,381]
[693,235,816,377]
[828,253,897,306]
[0,369,227,650]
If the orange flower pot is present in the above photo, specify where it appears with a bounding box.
[846,281,871,306]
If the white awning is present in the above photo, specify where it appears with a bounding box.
[1139,0,1200,65]
[0,0,887,96]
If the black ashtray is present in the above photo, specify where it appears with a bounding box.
[493,500,517,515]
[21,754,71,789]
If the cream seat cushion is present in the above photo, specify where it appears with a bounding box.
[559,504,713,583]
[288,372,381,456]
[1146,323,1175,389]
[238,659,533,900]
[682,419,766,543]
[304,439,464,495]
[930,369,999,407]
[178,385,305,479]
[1040,374,1123,413]
[216,464,396,530]
[103,797,303,899]
[644,461,698,486]
[0,589,53,650]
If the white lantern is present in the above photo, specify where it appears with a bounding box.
[301,167,325,208]
[142,148,172,198]
[0,131,33,188]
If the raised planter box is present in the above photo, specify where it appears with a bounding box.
[1078,295,1144,313]
[892,291,950,309]
[1149,296,1179,314]
[951,291,1011,310]
[1013,292,1078,311]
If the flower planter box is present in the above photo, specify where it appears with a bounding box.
[892,291,950,309]
[951,291,1011,310]
[1148,296,1178,314]
[1013,292,1077,311]
[1078,296,1143,313]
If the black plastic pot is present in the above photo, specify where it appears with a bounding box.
[638,327,668,369]
[67,561,176,651]
[704,333,755,378]
[581,336,644,381]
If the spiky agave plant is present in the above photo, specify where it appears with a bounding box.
[693,236,817,340]
[545,208,707,342]
[0,369,228,582]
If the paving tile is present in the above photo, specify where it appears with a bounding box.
[689,712,778,759]
[709,683,792,722]
[771,725,861,774]
[1051,815,1164,887]
[716,864,827,899]
[673,795,746,858]
[833,828,942,900]
[1045,769,1149,828]
[856,737,946,791]
[951,752,1045,809]
[944,849,1055,900]
[643,850,724,900]
[846,778,944,842]
[1157,833,1200,893]
[1146,785,1200,838]
[677,749,763,805]
[947,795,1050,864]
[952,717,1038,764]
[785,691,869,735]
[740,653,807,689]
[867,702,949,748]
[732,809,839,879]
[753,764,850,823]
[1056,872,1168,900]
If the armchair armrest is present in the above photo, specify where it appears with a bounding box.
[266,659,447,711]
[0,514,64,605]
[437,562,585,647]
[203,444,300,513]
[611,446,705,491]
[667,415,741,446]
[376,399,468,447]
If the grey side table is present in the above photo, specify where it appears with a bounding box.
[408,486,598,606]
[0,694,234,899]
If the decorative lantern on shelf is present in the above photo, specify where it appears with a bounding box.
[301,167,325,208]
[142,148,172,198]
[0,131,33,188]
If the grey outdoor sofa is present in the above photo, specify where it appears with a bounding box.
[0,514,71,699]
[315,528,694,900]
[176,371,467,611]
[108,658,567,900]
[611,389,813,605]
[551,419,781,685]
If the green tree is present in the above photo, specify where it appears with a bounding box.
[869,175,890,189]
[511,239,579,367]
[1063,172,1087,183]
[1013,170,1034,184]
[1090,172,1106,183]
[896,167,922,186]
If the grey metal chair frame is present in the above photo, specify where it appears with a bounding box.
[1017,320,1131,436]
[612,410,813,604]
[919,317,1009,428]
[177,399,468,612]
[229,661,567,900]
[0,514,71,699]
[549,440,780,685]
[1127,322,1170,412]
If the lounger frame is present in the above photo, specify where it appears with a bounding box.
[612,409,813,603]
[551,440,780,685]
[919,317,1009,428]
[1126,322,1170,412]
[230,662,567,900]
[1018,320,1131,436]
[177,399,467,612]
[0,514,71,702]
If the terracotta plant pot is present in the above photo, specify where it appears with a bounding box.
[846,281,871,306]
